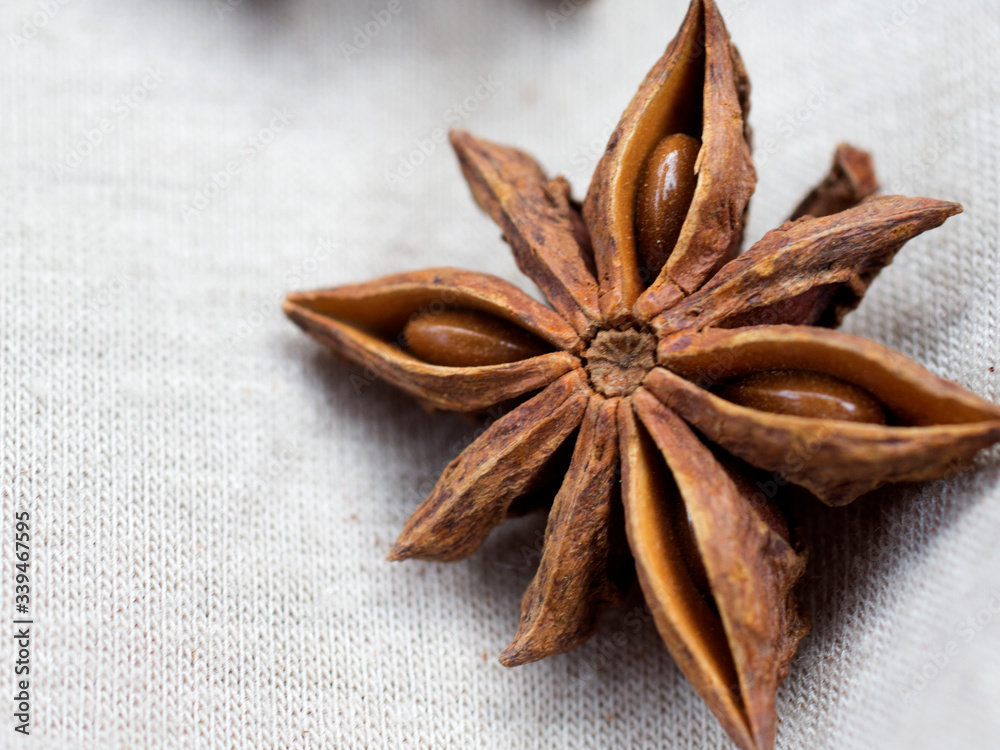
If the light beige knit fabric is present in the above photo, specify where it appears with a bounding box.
[3,0,1000,747]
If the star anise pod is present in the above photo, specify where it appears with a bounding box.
[283,1,1000,748]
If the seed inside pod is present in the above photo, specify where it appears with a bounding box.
[635,133,701,280]
[719,369,888,424]
[403,308,550,367]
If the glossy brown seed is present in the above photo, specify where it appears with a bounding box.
[403,308,550,367]
[635,133,701,279]
[719,369,887,424]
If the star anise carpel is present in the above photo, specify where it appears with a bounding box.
[282,1,1000,748]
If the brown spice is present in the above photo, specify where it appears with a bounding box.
[283,2,1000,748]
[635,133,701,278]
[719,370,888,424]
[402,308,550,367]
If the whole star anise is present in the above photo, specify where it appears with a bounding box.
[283,2,1000,748]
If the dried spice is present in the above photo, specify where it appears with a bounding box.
[283,2,1000,748]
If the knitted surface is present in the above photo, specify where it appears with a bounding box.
[2,0,1000,747]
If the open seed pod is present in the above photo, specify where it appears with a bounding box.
[620,393,807,750]
[283,268,581,412]
[583,0,754,324]
[654,326,1000,505]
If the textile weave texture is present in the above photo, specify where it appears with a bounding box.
[3,0,1000,747]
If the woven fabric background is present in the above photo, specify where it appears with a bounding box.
[2,0,1000,747]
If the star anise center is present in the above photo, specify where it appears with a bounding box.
[584,328,657,397]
